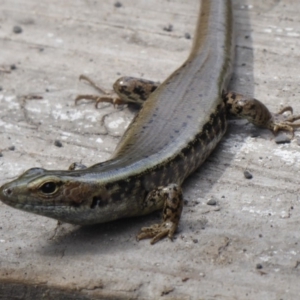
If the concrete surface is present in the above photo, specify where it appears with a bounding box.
[0,0,300,299]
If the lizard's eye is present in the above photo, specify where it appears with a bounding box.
[40,182,57,194]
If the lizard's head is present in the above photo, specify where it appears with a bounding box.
[0,167,114,225]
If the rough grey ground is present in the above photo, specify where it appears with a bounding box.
[0,0,300,299]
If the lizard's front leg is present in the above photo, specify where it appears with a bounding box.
[137,184,183,245]
[223,91,300,137]
[75,75,159,107]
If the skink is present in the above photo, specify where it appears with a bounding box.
[1,0,299,244]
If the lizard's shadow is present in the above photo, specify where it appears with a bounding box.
[183,0,288,195]
[182,0,283,231]
[39,213,162,256]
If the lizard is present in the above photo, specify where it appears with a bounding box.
[1,0,300,244]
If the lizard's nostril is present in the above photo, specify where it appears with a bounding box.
[3,188,13,196]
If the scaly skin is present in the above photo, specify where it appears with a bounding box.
[1,0,299,244]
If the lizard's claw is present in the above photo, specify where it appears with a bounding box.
[271,106,300,138]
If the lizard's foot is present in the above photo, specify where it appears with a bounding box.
[75,94,123,108]
[137,184,183,245]
[137,220,178,245]
[272,106,300,137]
[75,75,123,108]
[224,91,300,138]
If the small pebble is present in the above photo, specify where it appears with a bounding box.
[256,263,263,269]
[0,153,3,157]
[207,199,216,206]
[250,129,260,137]
[114,1,122,8]
[13,25,22,34]
[244,170,253,179]
[275,133,291,144]
[280,211,290,219]
[10,64,17,70]
[193,239,198,244]
[8,146,15,151]
[54,140,63,147]
[184,32,191,39]
[163,24,173,32]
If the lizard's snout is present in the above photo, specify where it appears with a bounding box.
[0,182,14,202]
